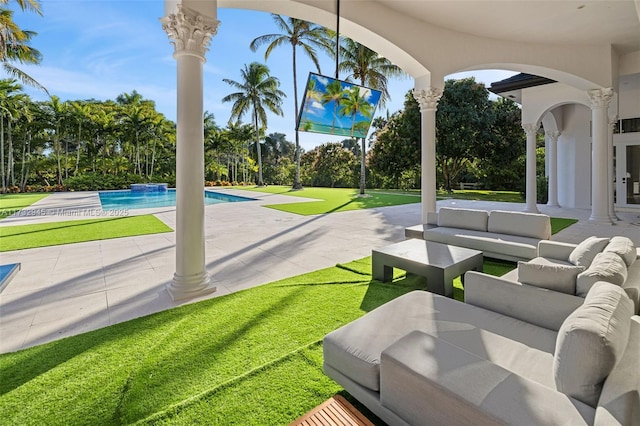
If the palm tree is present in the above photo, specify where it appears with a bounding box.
[0,0,47,93]
[321,79,345,134]
[337,37,406,194]
[222,62,285,186]
[300,76,321,126]
[338,86,375,137]
[250,14,329,190]
[0,78,27,191]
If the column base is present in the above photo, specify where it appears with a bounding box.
[546,202,560,208]
[523,206,540,214]
[167,271,216,302]
[588,214,613,225]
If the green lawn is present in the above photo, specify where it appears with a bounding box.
[437,189,523,203]
[0,193,49,219]
[551,217,579,234]
[0,256,514,425]
[0,215,173,251]
[232,186,420,215]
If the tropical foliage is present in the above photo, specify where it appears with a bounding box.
[369,79,527,193]
[222,62,285,186]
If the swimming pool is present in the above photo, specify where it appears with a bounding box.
[99,189,254,210]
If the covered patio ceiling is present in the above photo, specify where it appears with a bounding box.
[222,0,640,89]
[381,0,640,55]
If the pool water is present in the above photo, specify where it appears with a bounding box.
[99,189,254,210]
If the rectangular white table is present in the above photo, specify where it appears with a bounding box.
[372,240,483,298]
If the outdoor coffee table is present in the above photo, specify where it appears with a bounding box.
[372,239,483,298]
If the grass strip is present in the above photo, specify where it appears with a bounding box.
[232,185,419,215]
[550,217,579,234]
[0,256,513,425]
[0,193,49,219]
[0,215,173,251]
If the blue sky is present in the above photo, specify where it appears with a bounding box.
[14,1,516,152]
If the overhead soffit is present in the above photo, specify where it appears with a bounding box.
[375,0,640,54]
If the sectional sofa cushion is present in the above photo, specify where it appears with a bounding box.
[604,236,637,267]
[423,227,539,261]
[568,236,610,268]
[323,291,558,393]
[553,282,634,407]
[517,261,585,294]
[487,210,551,239]
[437,207,488,232]
[576,252,628,297]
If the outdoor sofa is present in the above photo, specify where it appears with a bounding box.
[405,207,552,262]
[323,236,640,425]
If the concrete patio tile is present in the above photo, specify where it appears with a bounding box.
[22,311,111,350]
[107,291,173,324]
[102,256,154,275]
[33,292,108,326]
[104,268,161,291]
[39,273,106,302]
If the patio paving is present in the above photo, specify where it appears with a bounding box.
[0,190,639,354]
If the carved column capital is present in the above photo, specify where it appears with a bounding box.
[587,87,613,110]
[545,130,561,142]
[412,87,443,112]
[522,123,540,135]
[608,116,618,130]
[160,4,220,60]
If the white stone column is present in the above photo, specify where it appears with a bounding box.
[413,87,443,223]
[161,4,218,301]
[588,88,614,224]
[522,123,540,213]
[608,116,620,221]
[545,130,560,207]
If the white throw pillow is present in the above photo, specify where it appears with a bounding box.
[554,282,633,407]
[517,261,584,294]
[603,236,637,267]
[568,236,610,268]
[576,252,628,297]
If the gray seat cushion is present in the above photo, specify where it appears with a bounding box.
[518,260,585,294]
[554,282,634,407]
[437,207,488,232]
[424,227,539,260]
[488,210,551,239]
[323,291,557,392]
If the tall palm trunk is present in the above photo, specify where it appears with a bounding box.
[1,118,5,193]
[75,121,82,175]
[359,77,367,195]
[64,137,68,179]
[7,120,14,186]
[292,44,302,189]
[253,109,263,186]
[55,125,62,185]
[20,131,30,191]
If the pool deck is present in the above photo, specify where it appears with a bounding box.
[1,190,639,354]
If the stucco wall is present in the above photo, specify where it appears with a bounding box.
[558,104,592,209]
[619,83,640,119]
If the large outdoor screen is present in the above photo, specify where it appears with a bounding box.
[296,73,382,139]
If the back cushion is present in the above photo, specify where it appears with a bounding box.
[569,236,610,268]
[437,207,488,232]
[603,236,637,267]
[487,210,551,239]
[554,282,634,407]
[576,252,628,297]
[517,261,584,294]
